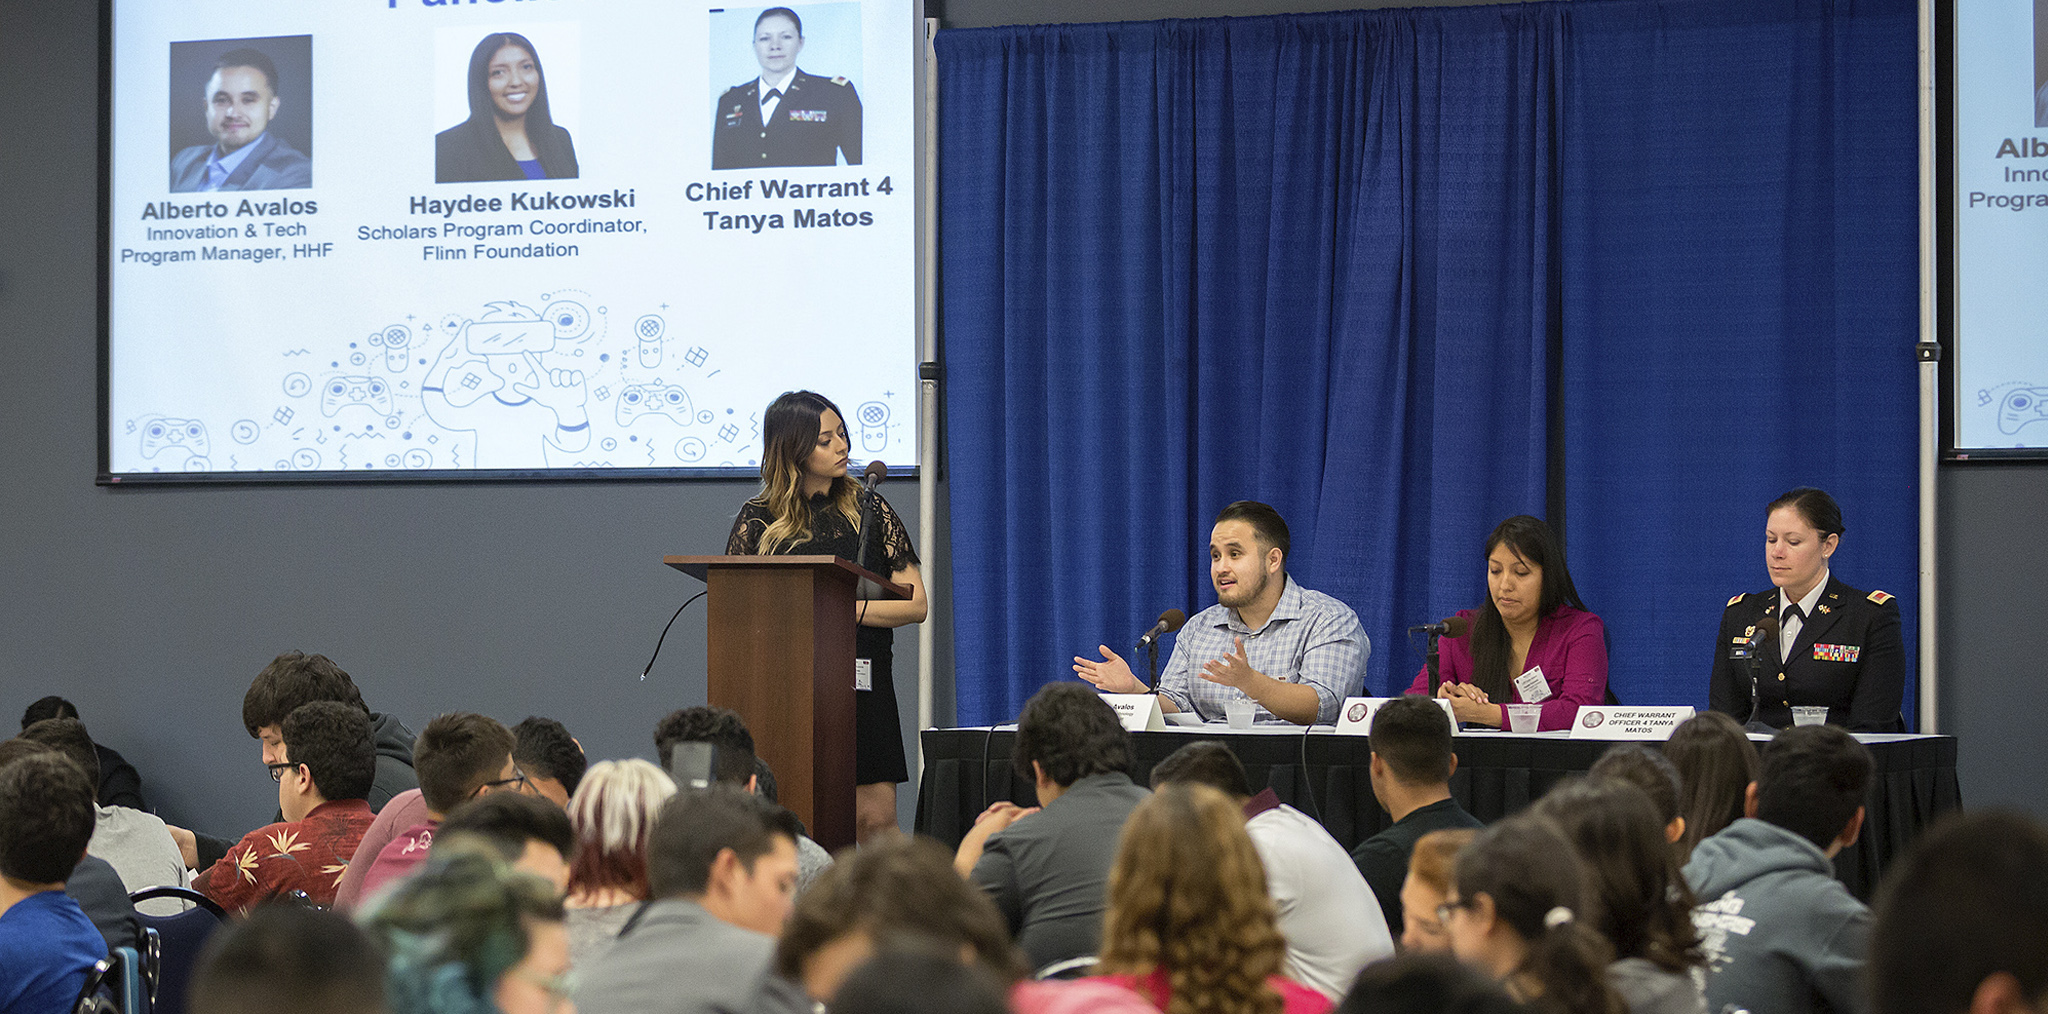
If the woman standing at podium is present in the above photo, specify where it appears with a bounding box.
[726,390,926,841]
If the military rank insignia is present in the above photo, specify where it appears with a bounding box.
[1868,590,1895,605]
[1813,644,1861,663]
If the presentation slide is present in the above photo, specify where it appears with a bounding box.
[104,0,918,479]
[1952,0,2048,451]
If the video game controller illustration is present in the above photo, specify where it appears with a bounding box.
[321,376,395,418]
[1997,387,2048,434]
[856,401,889,452]
[615,382,692,426]
[139,418,209,459]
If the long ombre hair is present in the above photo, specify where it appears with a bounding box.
[1468,516,1587,702]
[757,391,862,554]
[1097,784,1287,1014]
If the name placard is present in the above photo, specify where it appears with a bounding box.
[1567,706,1697,741]
[1100,693,1166,732]
[1334,697,1458,737]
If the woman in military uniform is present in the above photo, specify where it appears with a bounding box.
[711,8,862,169]
[1709,487,1904,732]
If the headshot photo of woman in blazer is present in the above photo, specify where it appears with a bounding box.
[436,31,579,183]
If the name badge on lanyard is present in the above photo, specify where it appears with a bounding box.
[855,658,872,691]
[1513,666,1553,704]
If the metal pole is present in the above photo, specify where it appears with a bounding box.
[1915,0,1939,733]
[916,16,942,776]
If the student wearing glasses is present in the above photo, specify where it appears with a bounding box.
[357,712,531,902]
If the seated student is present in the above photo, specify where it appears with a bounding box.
[1587,745,1688,849]
[189,904,387,1014]
[512,716,586,808]
[655,705,832,890]
[563,759,676,969]
[358,712,521,902]
[195,701,378,912]
[574,787,806,1014]
[1396,828,1479,955]
[1664,712,1761,863]
[1151,741,1394,999]
[954,683,1149,973]
[0,748,107,1014]
[362,850,571,1014]
[1084,783,1332,1014]
[828,949,1011,1014]
[19,697,146,811]
[1682,725,1873,1014]
[1869,811,2048,1014]
[20,718,186,906]
[0,738,142,955]
[432,790,575,894]
[330,784,431,911]
[1351,696,1482,940]
[1441,813,1626,1014]
[1335,954,1523,1014]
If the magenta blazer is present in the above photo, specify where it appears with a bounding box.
[1403,604,1608,731]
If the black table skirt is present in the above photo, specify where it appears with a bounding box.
[914,728,1961,901]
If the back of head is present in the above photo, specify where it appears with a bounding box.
[1408,828,1478,895]
[1664,712,1760,856]
[283,701,376,802]
[414,712,516,814]
[19,717,100,796]
[645,785,803,899]
[1531,779,1700,973]
[191,903,388,1014]
[0,749,97,884]
[1100,783,1285,1014]
[1585,745,1681,828]
[566,758,676,898]
[1336,954,1522,1014]
[1369,697,1456,786]
[437,791,575,867]
[243,651,369,737]
[20,695,79,729]
[1214,500,1291,566]
[827,948,1012,1014]
[512,717,586,798]
[1754,725,1873,850]
[1870,810,2048,1014]
[653,705,759,785]
[1149,740,1251,798]
[1013,683,1132,788]
[361,850,563,1013]
[1452,814,1622,1014]
[776,836,1021,983]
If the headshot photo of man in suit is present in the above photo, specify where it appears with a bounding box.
[169,46,311,193]
[712,7,863,169]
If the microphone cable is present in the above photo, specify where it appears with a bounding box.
[638,591,708,681]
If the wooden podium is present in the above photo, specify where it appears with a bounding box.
[664,555,908,851]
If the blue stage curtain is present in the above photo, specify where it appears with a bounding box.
[937,0,1919,727]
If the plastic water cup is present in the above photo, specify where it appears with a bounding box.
[1224,696,1256,730]
[1792,706,1829,727]
[1506,704,1542,733]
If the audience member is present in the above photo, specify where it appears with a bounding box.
[563,758,676,968]
[829,949,1011,1014]
[357,712,521,902]
[1084,783,1330,1014]
[21,717,186,906]
[574,787,805,1014]
[1443,813,1625,1014]
[1682,724,1873,1014]
[1350,696,1481,939]
[433,791,575,893]
[189,903,388,1014]
[1395,828,1477,954]
[2,736,146,955]
[1534,779,1706,1014]
[1333,954,1522,1014]
[1664,712,1760,862]
[655,706,832,890]
[512,717,585,807]
[193,701,378,911]
[332,786,432,911]
[1151,741,1393,998]
[763,836,1021,1012]
[361,850,570,1014]
[955,683,1147,972]
[0,749,108,1014]
[20,696,147,810]
[1586,744,1687,847]
[1869,810,2048,1014]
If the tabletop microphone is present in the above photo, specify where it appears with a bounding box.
[1744,615,1780,729]
[1136,609,1188,649]
[1410,615,1470,638]
[861,459,888,493]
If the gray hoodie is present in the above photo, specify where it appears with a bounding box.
[1681,818,1868,1014]
[365,712,418,812]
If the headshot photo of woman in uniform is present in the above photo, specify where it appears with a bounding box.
[712,6,863,169]
[436,31,579,183]
[1709,487,1905,732]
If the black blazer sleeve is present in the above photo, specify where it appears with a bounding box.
[1844,594,1905,732]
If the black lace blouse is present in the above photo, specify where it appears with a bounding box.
[725,490,919,576]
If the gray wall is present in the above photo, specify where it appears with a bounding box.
[1937,467,2048,812]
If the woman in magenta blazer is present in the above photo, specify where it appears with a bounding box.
[1404,515,1607,731]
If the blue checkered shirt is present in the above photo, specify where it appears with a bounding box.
[1154,577,1368,725]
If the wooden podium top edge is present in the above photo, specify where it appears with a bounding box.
[664,555,911,599]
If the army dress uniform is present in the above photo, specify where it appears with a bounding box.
[712,69,863,169]
[1709,574,1905,732]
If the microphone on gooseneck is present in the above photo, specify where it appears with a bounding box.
[1410,615,1471,638]
[1136,609,1188,650]
[1747,615,1780,728]
[861,459,888,493]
